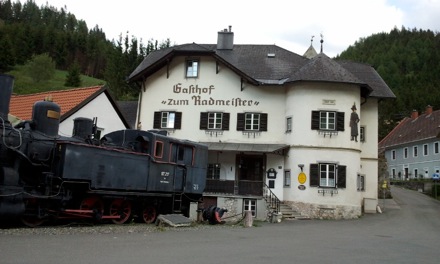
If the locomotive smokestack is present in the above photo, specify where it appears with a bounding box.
[0,74,14,122]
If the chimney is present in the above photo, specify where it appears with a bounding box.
[0,74,14,121]
[425,105,433,115]
[217,25,234,50]
[411,109,419,119]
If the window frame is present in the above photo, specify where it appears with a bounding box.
[319,111,336,130]
[208,112,223,130]
[243,199,257,217]
[357,174,365,191]
[286,116,292,133]
[391,150,396,160]
[423,144,429,156]
[154,111,182,130]
[161,112,175,129]
[207,163,221,180]
[434,142,439,154]
[185,59,199,78]
[309,163,346,189]
[245,113,260,131]
[284,170,291,187]
[413,146,418,157]
[360,126,365,142]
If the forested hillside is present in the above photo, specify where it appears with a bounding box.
[337,27,440,140]
[0,0,171,99]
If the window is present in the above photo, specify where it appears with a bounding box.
[154,141,163,158]
[243,199,257,217]
[404,148,408,159]
[286,117,292,133]
[423,144,428,156]
[391,168,396,178]
[434,142,439,154]
[236,113,268,132]
[391,150,396,160]
[311,111,344,132]
[153,111,182,129]
[360,126,365,142]
[357,174,365,191]
[413,146,418,157]
[309,163,346,188]
[414,169,418,179]
[284,170,291,187]
[186,59,199,78]
[207,163,220,179]
[200,112,230,130]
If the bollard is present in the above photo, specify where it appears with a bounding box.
[244,210,253,227]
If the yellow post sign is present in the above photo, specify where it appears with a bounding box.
[298,172,307,184]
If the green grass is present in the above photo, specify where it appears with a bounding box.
[6,65,106,95]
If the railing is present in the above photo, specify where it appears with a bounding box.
[204,179,235,194]
[263,182,280,213]
[204,179,263,196]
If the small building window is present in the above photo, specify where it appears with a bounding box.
[360,126,365,142]
[207,163,221,179]
[286,117,292,133]
[413,146,418,157]
[404,147,408,159]
[311,110,345,135]
[186,59,199,78]
[434,142,439,154]
[309,163,346,188]
[423,144,428,156]
[391,168,396,178]
[153,111,182,129]
[236,113,268,132]
[357,174,365,191]
[243,199,257,217]
[391,150,396,160]
[284,170,291,187]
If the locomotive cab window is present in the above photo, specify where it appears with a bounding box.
[154,141,164,158]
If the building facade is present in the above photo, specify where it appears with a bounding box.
[379,106,440,180]
[128,27,395,220]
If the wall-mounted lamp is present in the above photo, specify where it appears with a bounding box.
[298,164,304,172]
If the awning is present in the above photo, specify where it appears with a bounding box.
[200,142,289,155]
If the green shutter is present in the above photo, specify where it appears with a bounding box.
[311,111,320,130]
[153,112,161,129]
[310,164,319,187]
[237,113,245,131]
[260,113,268,131]
[200,112,208,130]
[337,112,345,131]
[174,112,182,129]
[222,113,230,130]
[337,165,346,188]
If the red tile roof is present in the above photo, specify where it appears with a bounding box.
[10,86,104,120]
[378,107,440,150]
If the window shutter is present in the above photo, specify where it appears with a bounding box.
[337,112,345,131]
[260,113,268,131]
[237,113,245,131]
[222,113,230,130]
[310,164,319,187]
[311,111,320,130]
[200,112,208,130]
[337,165,346,188]
[174,112,182,129]
[153,112,161,129]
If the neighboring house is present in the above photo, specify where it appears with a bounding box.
[379,105,440,180]
[9,86,129,137]
[117,101,138,129]
[127,27,395,220]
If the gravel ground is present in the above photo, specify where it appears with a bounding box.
[0,219,245,236]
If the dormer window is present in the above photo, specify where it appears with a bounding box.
[186,59,199,78]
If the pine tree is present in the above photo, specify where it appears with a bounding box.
[65,61,82,87]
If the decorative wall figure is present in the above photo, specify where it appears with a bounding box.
[350,103,360,142]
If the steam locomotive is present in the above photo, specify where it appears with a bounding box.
[0,74,208,227]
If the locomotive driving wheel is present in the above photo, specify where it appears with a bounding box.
[80,197,104,221]
[140,205,157,224]
[21,198,47,227]
[109,199,132,224]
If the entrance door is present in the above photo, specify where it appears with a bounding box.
[236,154,265,195]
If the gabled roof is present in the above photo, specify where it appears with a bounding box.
[117,101,138,129]
[128,42,395,100]
[378,109,440,150]
[10,86,130,128]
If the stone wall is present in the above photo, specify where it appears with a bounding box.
[284,201,362,220]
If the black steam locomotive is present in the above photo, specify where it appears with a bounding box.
[0,74,208,227]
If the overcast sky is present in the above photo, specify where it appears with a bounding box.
[24,0,440,57]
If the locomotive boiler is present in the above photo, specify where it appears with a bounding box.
[0,74,208,227]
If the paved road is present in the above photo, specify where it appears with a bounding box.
[1,186,440,264]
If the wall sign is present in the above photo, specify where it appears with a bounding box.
[298,172,307,184]
[298,185,306,190]
[267,168,277,179]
